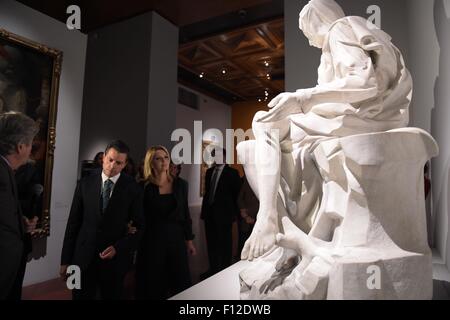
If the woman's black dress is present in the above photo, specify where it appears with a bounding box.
[135,178,194,300]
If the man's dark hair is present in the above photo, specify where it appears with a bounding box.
[104,140,130,160]
[93,151,104,162]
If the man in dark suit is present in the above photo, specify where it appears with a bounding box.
[60,140,144,300]
[0,112,39,300]
[201,147,241,275]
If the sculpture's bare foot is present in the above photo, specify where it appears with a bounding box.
[241,216,278,261]
[276,216,334,265]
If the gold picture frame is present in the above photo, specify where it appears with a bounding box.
[0,28,63,237]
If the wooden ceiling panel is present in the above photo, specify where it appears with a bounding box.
[267,55,284,72]
[240,83,272,99]
[179,18,285,102]
[222,81,264,100]
[200,60,245,80]
[269,79,285,92]
[222,77,262,91]
[178,43,223,66]
[234,52,283,77]
[212,29,272,57]
[264,19,285,47]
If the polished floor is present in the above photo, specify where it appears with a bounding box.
[22,271,136,300]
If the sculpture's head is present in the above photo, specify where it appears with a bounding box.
[299,0,345,48]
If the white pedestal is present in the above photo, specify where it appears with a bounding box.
[170,261,250,300]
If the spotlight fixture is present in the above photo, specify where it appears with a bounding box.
[264,61,269,67]
[221,69,227,75]
[199,72,205,78]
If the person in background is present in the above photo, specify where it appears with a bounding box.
[81,151,104,178]
[93,152,104,168]
[0,112,39,300]
[201,147,241,275]
[124,156,137,178]
[237,174,259,256]
[170,161,190,204]
[170,161,182,178]
[60,140,144,300]
[136,159,145,183]
[136,146,196,300]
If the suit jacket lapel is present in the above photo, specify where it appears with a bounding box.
[0,157,17,198]
[11,170,24,234]
[88,173,102,217]
[0,157,24,235]
[1,157,18,204]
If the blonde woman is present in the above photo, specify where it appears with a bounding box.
[135,146,196,300]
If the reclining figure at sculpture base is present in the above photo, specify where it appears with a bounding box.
[236,0,439,300]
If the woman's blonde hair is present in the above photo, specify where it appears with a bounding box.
[143,145,173,185]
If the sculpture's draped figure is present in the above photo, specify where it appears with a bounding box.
[237,0,438,300]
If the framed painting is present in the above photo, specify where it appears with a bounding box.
[0,28,63,237]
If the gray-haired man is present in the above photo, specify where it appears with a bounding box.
[0,112,39,300]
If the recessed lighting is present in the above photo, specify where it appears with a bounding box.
[264,61,269,67]
[222,69,227,74]
[199,72,205,78]
[258,98,262,102]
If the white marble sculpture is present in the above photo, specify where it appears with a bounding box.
[237,0,439,299]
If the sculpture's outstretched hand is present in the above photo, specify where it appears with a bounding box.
[241,215,278,261]
[257,91,306,123]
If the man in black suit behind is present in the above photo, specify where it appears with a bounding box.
[201,147,241,275]
[60,140,144,300]
[0,112,39,300]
